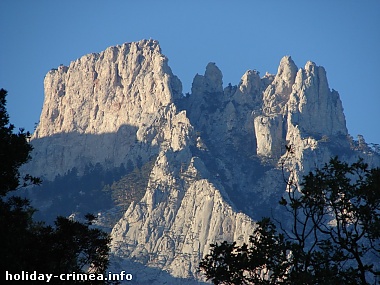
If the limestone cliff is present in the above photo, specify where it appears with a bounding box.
[38,39,181,137]
[29,39,182,179]
[23,40,380,284]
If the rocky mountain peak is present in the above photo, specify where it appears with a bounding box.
[204,62,223,93]
[304,60,317,72]
[288,60,347,138]
[237,69,262,96]
[23,40,379,284]
[272,55,298,96]
[27,40,183,179]
[260,56,298,116]
[35,39,181,139]
[277,55,298,84]
[254,56,348,159]
[191,62,223,95]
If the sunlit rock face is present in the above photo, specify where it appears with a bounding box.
[37,39,182,137]
[24,40,380,284]
[28,40,183,179]
[254,56,348,160]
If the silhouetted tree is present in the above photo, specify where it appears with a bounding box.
[200,218,291,284]
[0,88,40,195]
[0,88,113,284]
[200,157,380,284]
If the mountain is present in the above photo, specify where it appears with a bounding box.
[22,39,380,284]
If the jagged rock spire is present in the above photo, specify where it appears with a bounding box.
[191,62,223,95]
[23,40,377,284]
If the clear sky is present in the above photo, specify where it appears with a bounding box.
[1,0,379,144]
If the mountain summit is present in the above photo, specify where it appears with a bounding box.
[24,40,380,284]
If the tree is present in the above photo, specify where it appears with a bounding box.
[289,157,380,284]
[199,157,380,284]
[0,88,40,195]
[200,218,291,285]
[42,217,111,281]
[0,89,113,284]
[104,157,156,211]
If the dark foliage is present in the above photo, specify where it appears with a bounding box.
[30,162,126,224]
[200,218,291,285]
[0,201,111,284]
[0,88,41,195]
[200,157,380,284]
[0,88,113,284]
[103,156,157,211]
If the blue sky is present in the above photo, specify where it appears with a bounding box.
[1,0,379,144]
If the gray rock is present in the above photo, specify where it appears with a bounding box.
[23,40,380,283]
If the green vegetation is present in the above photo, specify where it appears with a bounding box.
[103,156,157,211]
[200,157,380,284]
[31,155,156,224]
[31,163,126,224]
[0,89,113,284]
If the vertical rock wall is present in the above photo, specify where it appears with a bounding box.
[24,40,380,284]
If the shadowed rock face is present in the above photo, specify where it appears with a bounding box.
[24,40,380,284]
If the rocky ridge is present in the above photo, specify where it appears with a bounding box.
[24,40,380,284]
[30,40,182,179]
